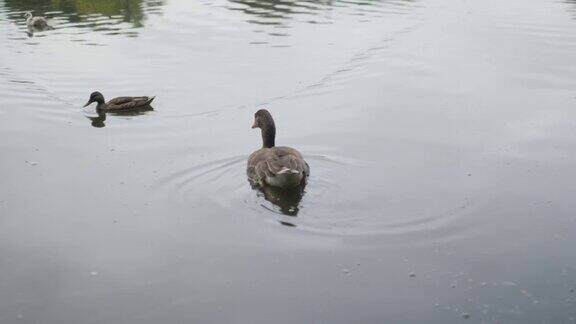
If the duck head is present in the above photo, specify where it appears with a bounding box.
[83,91,105,107]
[24,12,33,19]
[252,109,276,148]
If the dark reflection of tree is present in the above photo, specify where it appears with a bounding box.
[566,0,576,19]
[4,0,164,30]
[227,0,416,25]
[228,0,332,23]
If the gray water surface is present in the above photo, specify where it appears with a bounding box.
[1,0,576,323]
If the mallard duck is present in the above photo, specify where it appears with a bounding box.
[24,12,52,30]
[247,109,310,189]
[83,91,155,111]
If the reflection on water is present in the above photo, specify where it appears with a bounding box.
[87,110,106,128]
[2,0,576,322]
[227,0,416,25]
[26,27,43,38]
[227,0,333,24]
[254,183,305,217]
[4,0,164,37]
[84,107,153,128]
[567,0,576,18]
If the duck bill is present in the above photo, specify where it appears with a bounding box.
[251,119,258,129]
[83,100,93,108]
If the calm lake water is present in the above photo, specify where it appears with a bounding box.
[1,0,576,323]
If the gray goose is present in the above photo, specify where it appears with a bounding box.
[83,91,155,111]
[247,109,310,188]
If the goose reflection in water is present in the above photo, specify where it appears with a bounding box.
[254,183,305,219]
[84,107,153,128]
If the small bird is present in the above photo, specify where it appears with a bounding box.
[24,12,52,30]
[247,109,310,189]
[83,91,155,111]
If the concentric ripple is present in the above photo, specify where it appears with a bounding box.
[151,152,475,240]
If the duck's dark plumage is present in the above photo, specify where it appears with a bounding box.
[83,91,155,111]
[105,96,155,110]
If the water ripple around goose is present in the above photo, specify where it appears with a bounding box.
[151,152,475,242]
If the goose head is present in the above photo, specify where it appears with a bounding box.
[252,109,276,148]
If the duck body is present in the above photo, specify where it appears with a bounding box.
[83,91,155,111]
[99,96,156,111]
[247,109,309,189]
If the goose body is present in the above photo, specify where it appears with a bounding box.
[247,109,309,188]
[83,91,155,111]
[25,12,52,30]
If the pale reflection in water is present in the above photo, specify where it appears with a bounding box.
[26,26,43,38]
